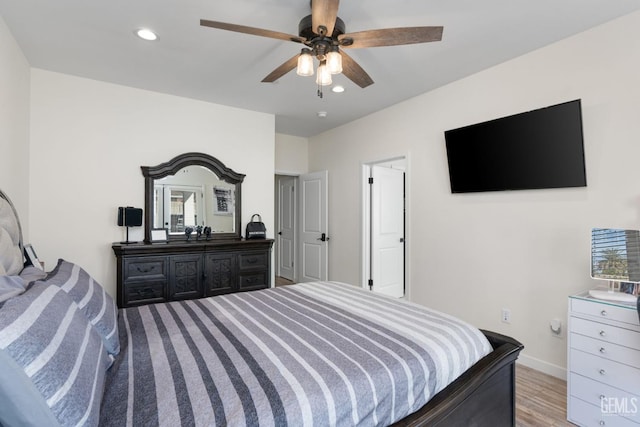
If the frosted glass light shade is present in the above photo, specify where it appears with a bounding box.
[316,63,332,86]
[296,50,314,76]
[326,50,343,74]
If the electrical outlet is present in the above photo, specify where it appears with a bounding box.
[501,308,511,324]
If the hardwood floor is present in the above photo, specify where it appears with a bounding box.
[275,276,295,287]
[516,364,574,426]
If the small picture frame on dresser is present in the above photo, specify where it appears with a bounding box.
[621,282,640,296]
[24,244,44,270]
[150,228,168,243]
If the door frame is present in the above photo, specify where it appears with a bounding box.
[361,156,410,298]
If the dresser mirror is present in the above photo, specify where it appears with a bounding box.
[142,153,244,242]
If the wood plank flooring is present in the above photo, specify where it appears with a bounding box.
[516,364,573,426]
[275,277,573,426]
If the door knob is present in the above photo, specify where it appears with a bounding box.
[317,233,330,242]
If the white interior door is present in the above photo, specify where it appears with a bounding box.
[371,165,405,297]
[299,171,328,282]
[277,176,295,281]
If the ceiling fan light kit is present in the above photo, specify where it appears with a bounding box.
[296,48,314,76]
[315,61,332,86]
[200,0,443,97]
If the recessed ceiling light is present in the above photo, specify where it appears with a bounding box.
[135,28,158,41]
[317,111,328,118]
[332,85,345,93]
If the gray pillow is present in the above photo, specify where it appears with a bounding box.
[0,276,25,303]
[0,282,112,427]
[42,259,120,356]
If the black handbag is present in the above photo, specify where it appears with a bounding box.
[246,214,266,239]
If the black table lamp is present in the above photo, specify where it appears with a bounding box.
[118,207,143,244]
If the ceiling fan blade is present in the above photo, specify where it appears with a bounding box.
[311,0,340,36]
[340,26,443,49]
[200,19,306,44]
[261,54,300,83]
[340,51,373,88]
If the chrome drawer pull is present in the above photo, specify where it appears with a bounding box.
[599,330,606,337]
[599,369,606,375]
[599,421,605,426]
[600,310,607,316]
[599,347,606,353]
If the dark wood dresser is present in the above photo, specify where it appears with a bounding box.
[112,239,274,308]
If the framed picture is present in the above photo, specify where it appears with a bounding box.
[24,244,44,270]
[150,228,168,243]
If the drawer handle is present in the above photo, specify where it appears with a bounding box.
[600,310,607,316]
[246,258,258,264]
[246,277,256,283]
[599,421,605,426]
[599,369,606,375]
[599,347,606,353]
[599,330,606,337]
[136,266,155,273]
[600,395,606,400]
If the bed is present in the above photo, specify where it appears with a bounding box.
[0,188,523,426]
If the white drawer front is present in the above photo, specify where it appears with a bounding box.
[571,350,640,396]
[571,333,640,368]
[570,373,640,408]
[571,317,640,351]
[572,298,639,327]
[569,396,640,426]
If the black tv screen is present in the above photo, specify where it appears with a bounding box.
[444,99,586,193]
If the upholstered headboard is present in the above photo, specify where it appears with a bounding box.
[0,189,24,276]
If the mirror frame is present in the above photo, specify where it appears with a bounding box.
[142,152,245,242]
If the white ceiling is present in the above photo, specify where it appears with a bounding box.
[1,1,639,137]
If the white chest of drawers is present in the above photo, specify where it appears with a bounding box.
[568,292,640,426]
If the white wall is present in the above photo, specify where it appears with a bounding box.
[275,133,308,175]
[308,11,640,376]
[29,70,275,298]
[0,15,30,234]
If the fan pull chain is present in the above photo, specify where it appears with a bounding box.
[317,82,323,98]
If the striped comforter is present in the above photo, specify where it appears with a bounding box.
[100,282,492,426]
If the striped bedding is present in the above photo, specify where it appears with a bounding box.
[100,281,492,426]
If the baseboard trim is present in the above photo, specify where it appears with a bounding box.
[516,353,566,380]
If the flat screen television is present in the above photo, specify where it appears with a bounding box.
[444,99,586,193]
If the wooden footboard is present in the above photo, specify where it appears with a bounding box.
[392,330,524,427]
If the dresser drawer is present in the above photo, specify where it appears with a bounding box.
[572,298,640,327]
[570,373,640,408]
[570,350,640,396]
[571,317,640,351]
[124,257,167,282]
[124,281,166,306]
[571,333,640,367]
[569,395,639,426]
[238,251,269,270]
[239,271,269,290]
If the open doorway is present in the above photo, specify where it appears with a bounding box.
[362,158,406,298]
[275,171,330,286]
[275,175,296,286]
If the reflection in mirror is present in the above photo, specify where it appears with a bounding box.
[153,166,235,234]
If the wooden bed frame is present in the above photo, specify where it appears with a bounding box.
[394,330,523,426]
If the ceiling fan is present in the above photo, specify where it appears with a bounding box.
[200,0,443,95]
